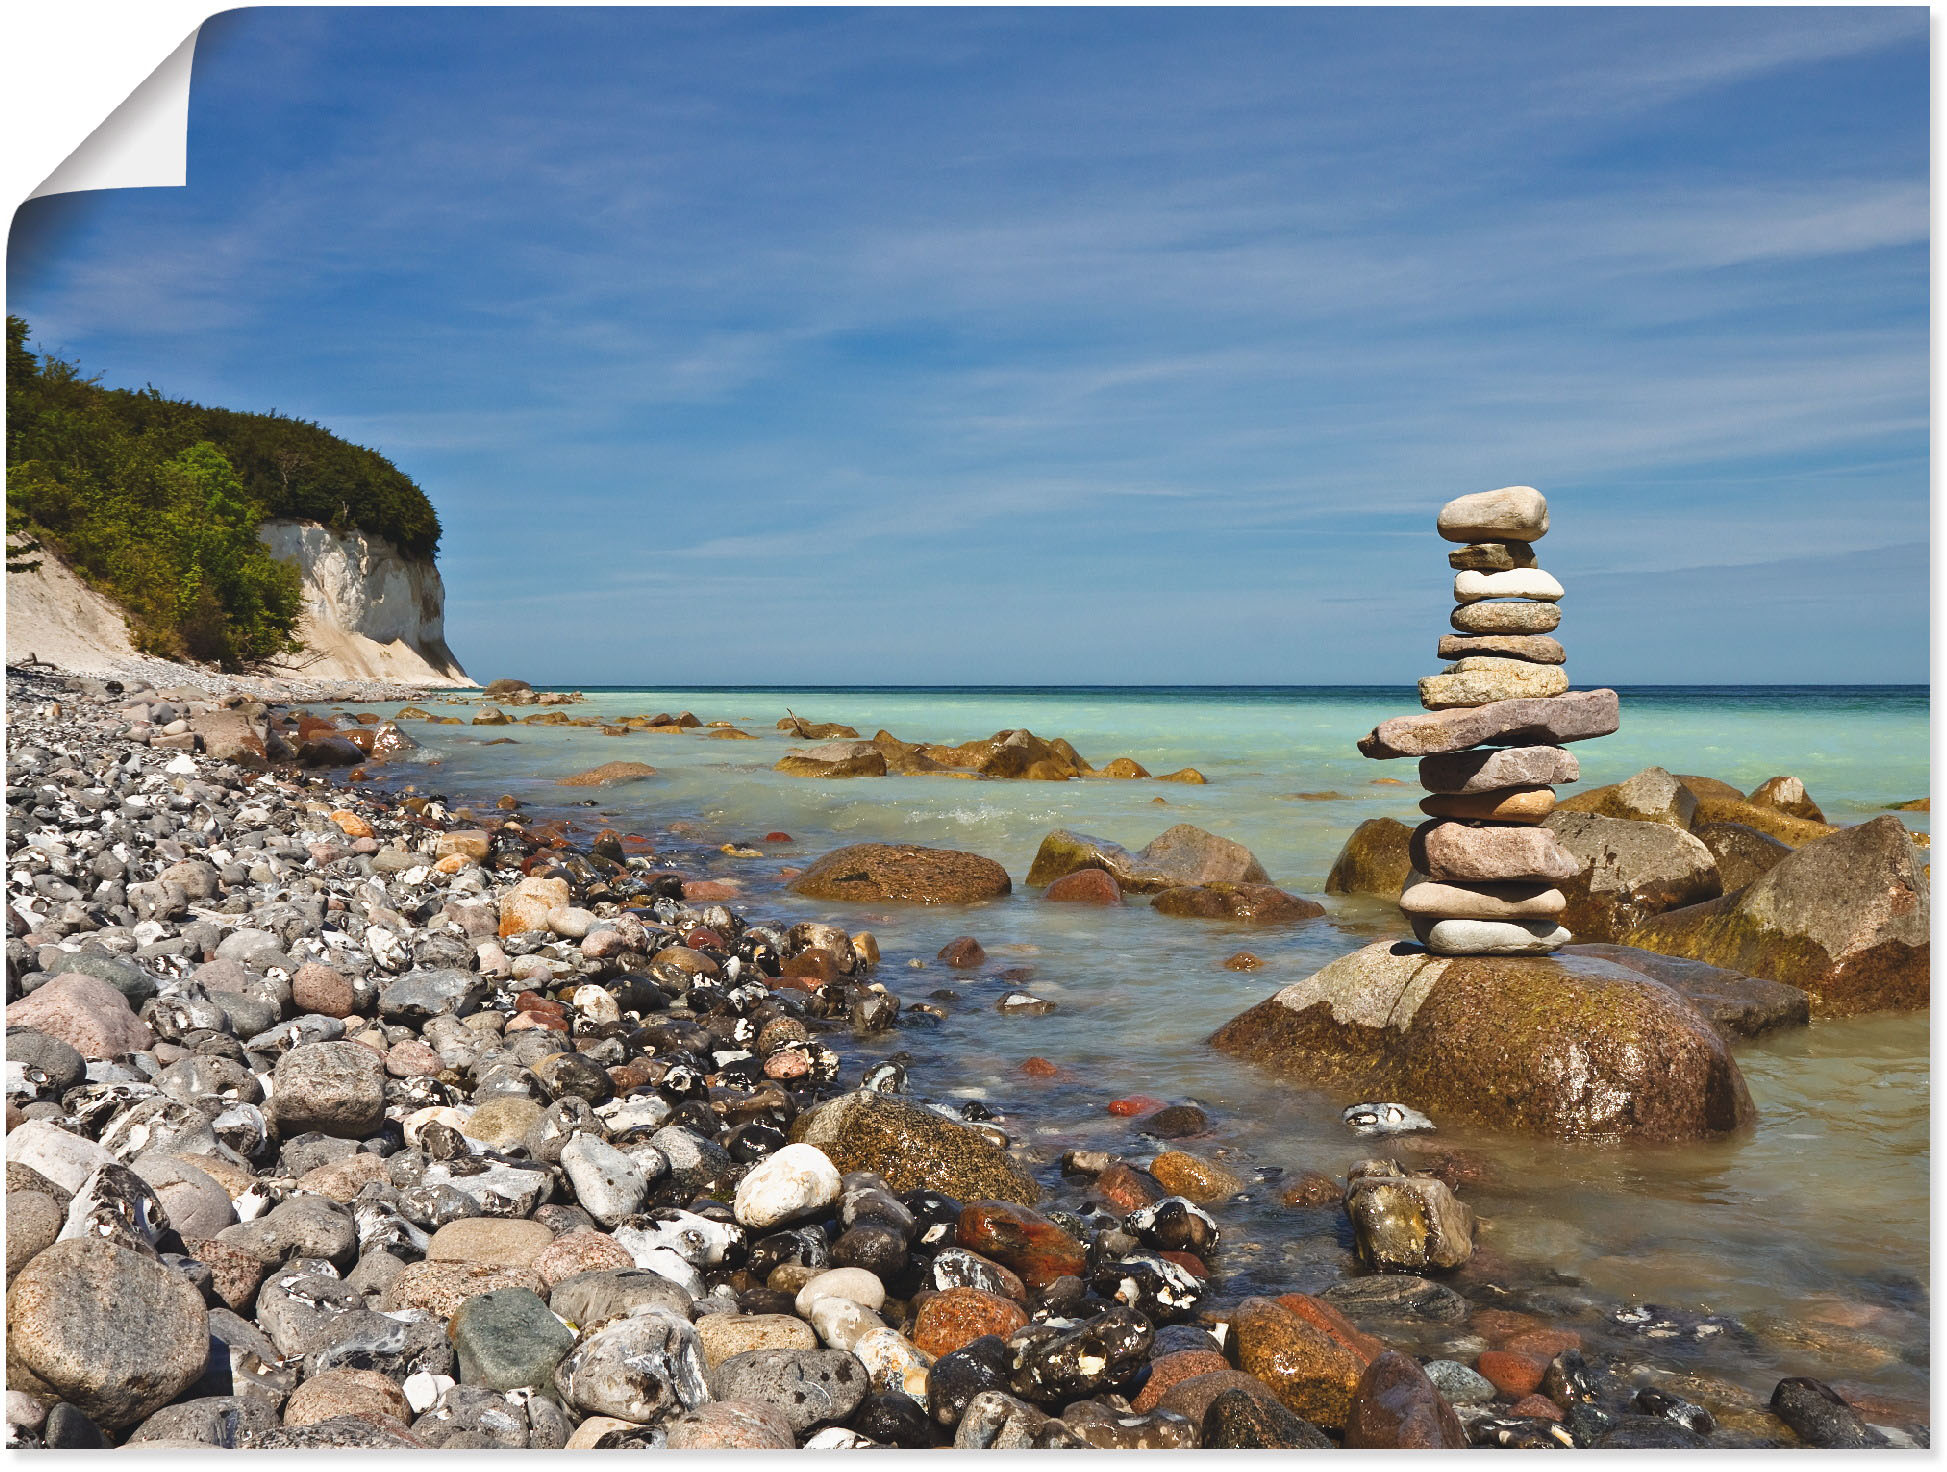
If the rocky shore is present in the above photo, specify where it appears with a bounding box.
[2,666,1924,1450]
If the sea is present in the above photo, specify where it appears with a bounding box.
[356,684,1930,1408]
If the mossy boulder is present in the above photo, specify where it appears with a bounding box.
[790,1090,1039,1204]
[1209,941,1753,1141]
[1323,818,1414,899]
[1692,822,1792,893]
[1541,812,1721,942]
[1621,816,1926,1016]
[790,843,1011,905]
[1553,766,1695,829]
[1686,793,1833,847]
[1026,825,1269,895]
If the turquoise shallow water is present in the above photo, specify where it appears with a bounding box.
[354,684,1929,1409]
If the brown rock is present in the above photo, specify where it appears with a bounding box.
[1562,944,1809,1042]
[534,1232,635,1288]
[1099,757,1151,779]
[1359,690,1617,759]
[377,1261,543,1318]
[912,1286,1028,1356]
[293,1153,390,1201]
[1044,869,1123,904]
[1091,1164,1166,1213]
[1410,820,1579,884]
[1209,941,1754,1141]
[1133,1350,1234,1412]
[1748,775,1826,823]
[790,844,1011,905]
[188,710,267,766]
[555,761,657,787]
[1231,1296,1369,1429]
[1477,1349,1547,1398]
[1148,1150,1243,1203]
[1419,787,1555,823]
[1688,793,1835,847]
[1026,824,1269,895]
[1224,951,1262,971]
[291,962,355,1019]
[956,1201,1086,1286]
[1555,765,1697,828]
[1157,767,1208,784]
[6,974,153,1059]
[498,874,571,937]
[285,1368,409,1426]
[773,744,888,778]
[1622,815,1927,1015]
[1323,818,1414,898]
[428,1217,555,1268]
[1343,1350,1468,1448]
[1151,883,1324,925]
[937,936,986,968]
[1279,1170,1343,1209]
[791,1090,1039,1204]
[1447,540,1538,572]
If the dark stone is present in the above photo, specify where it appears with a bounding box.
[1565,945,1810,1041]
[1150,883,1325,925]
[853,1390,933,1448]
[1323,818,1414,899]
[1769,1377,1889,1449]
[928,1335,1012,1427]
[1201,1387,1333,1449]
[1318,1274,1469,1324]
[1342,1350,1467,1448]
[43,1403,106,1449]
[1594,1417,1711,1449]
[1143,1104,1208,1140]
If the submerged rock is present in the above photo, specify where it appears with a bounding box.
[1209,941,1754,1141]
[1150,883,1325,925]
[791,1091,1039,1204]
[1028,824,1270,895]
[790,844,1012,905]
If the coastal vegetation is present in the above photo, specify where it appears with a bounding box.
[5,316,440,669]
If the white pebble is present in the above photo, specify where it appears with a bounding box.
[732,1143,841,1230]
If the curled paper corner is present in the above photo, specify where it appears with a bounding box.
[28,28,201,201]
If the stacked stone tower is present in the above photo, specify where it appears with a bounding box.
[1357,486,1619,955]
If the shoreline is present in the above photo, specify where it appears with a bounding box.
[2,666,1925,1449]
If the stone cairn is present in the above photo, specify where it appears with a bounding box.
[1356,486,1620,956]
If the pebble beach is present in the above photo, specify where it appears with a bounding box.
[2,642,1928,1450]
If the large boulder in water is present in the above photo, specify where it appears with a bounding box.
[1553,766,1695,829]
[1026,825,1269,895]
[773,742,888,778]
[1621,816,1927,1016]
[1324,819,1414,899]
[790,844,1011,905]
[1541,812,1721,942]
[1209,941,1753,1141]
[790,1090,1039,1204]
[1563,944,1810,1041]
[1151,884,1325,926]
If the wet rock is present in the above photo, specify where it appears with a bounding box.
[1043,869,1122,904]
[449,1287,575,1389]
[1201,1385,1334,1448]
[1623,816,1928,1015]
[926,1334,1012,1427]
[1319,1274,1469,1324]
[555,761,657,787]
[954,1388,1049,1447]
[1209,941,1754,1141]
[1424,1358,1496,1403]
[1008,1306,1152,1403]
[937,935,986,968]
[1151,883,1325,924]
[1090,1249,1204,1321]
[1344,1163,1475,1271]
[790,844,1011,905]
[1324,817,1415,899]
[957,1201,1085,1286]
[792,1090,1039,1204]
[1566,944,1809,1040]
[1769,1377,1889,1448]
[5,1238,209,1429]
[914,1287,1028,1357]
[1231,1295,1371,1429]
[1026,824,1269,894]
[1147,1149,1243,1202]
[1555,764,1697,828]
[1343,1349,1468,1447]
[1063,1401,1200,1448]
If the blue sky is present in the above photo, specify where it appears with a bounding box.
[8,7,1928,685]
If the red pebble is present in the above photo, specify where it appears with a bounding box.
[1018,1057,1060,1078]
[765,832,792,843]
[1158,1250,1208,1279]
[1476,1350,1547,1399]
[1508,1395,1562,1421]
[1108,1096,1163,1117]
[684,928,724,950]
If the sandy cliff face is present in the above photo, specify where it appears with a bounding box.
[257,520,471,686]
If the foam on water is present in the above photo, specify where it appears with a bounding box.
[362,684,1928,1406]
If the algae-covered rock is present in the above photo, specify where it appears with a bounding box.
[1692,822,1792,893]
[1209,941,1753,1141]
[1686,793,1834,847]
[1026,825,1269,895]
[1563,944,1809,1041]
[790,1090,1039,1204]
[1323,818,1414,899]
[1151,884,1325,926]
[1621,816,1926,1016]
[790,844,1011,905]
[1542,811,1721,942]
[1554,766,1696,829]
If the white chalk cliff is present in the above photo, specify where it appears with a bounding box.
[257,520,470,686]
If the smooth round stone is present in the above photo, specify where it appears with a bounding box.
[428,1217,555,1268]
[1453,568,1564,604]
[733,1143,842,1230]
[664,1401,796,1449]
[559,1134,649,1227]
[708,1348,870,1435]
[1419,660,1569,710]
[1412,917,1571,955]
[7,1190,63,1278]
[283,1368,409,1426]
[1437,485,1548,544]
[806,1295,885,1352]
[695,1313,819,1366]
[795,1266,886,1316]
[462,1096,543,1150]
[554,1311,710,1424]
[1450,600,1560,635]
[1424,1359,1497,1404]
[1399,880,1567,921]
[1418,787,1557,823]
[129,1152,235,1239]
